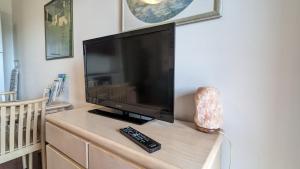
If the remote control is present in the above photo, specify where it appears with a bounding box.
[120,126,161,153]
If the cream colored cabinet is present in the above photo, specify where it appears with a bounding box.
[46,122,143,169]
[89,144,143,169]
[46,107,223,169]
[46,122,88,168]
[46,145,84,169]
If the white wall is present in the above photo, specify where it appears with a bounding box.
[12,0,300,169]
[0,0,14,91]
[175,0,300,169]
[12,0,121,106]
[0,16,5,91]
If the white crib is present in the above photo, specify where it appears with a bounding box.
[0,98,47,169]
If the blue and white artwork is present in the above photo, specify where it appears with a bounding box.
[122,0,221,31]
[127,0,194,23]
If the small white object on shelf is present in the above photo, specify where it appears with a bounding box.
[46,101,73,114]
[44,74,67,105]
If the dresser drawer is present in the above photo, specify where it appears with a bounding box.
[47,145,84,169]
[89,144,143,169]
[46,122,88,168]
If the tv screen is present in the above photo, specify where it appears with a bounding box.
[83,23,175,123]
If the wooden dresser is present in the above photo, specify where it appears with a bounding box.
[45,105,223,169]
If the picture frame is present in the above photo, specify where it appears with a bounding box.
[44,0,73,60]
[122,0,222,32]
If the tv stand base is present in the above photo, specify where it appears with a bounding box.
[88,108,153,125]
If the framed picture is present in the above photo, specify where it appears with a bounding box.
[122,0,222,32]
[44,0,73,60]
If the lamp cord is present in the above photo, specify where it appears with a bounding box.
[218,130,232,169]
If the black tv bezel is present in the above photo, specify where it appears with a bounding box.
[83,23,175,123]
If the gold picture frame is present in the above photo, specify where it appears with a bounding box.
[44,0,73,60]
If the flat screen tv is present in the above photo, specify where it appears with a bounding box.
[83,23,175,124]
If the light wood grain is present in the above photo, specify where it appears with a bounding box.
[46,145,83,169]
[9,106,16,152]
[0,144,41,164]
[28,153,32,169]
[89,144,143,169]
[46,105,223,169]
[25,104,32,146]
[0,92,16,102]
[18,105,25,148]
[1,107,6,155]
[41,100,47,169]
[0,98,47,106]
[211,149,221,169]
[32,103,39,144]
[46,122,88,168]
[22,156,27,169]
[46,101,72,113]
[0,98,47,169]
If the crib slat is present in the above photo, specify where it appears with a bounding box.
[29,153,33,169]
[0,92,16,102]
[18,105,25,148]
[33,103,39,144]
[10,94,14,101]
[1,107,6,154]
[9,106,16,151]
[41,100,47,169]
[25,104,32,146]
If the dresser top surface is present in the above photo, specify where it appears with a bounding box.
[46,105,222,169]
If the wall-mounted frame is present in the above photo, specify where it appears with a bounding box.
[44,0,73,60]
[122,0,222,32]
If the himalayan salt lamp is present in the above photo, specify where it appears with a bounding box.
[194,87,223,133]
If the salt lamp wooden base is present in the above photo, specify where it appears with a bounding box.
[195,126,220,134]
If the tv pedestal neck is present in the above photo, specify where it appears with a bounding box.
[88,107,153,125]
